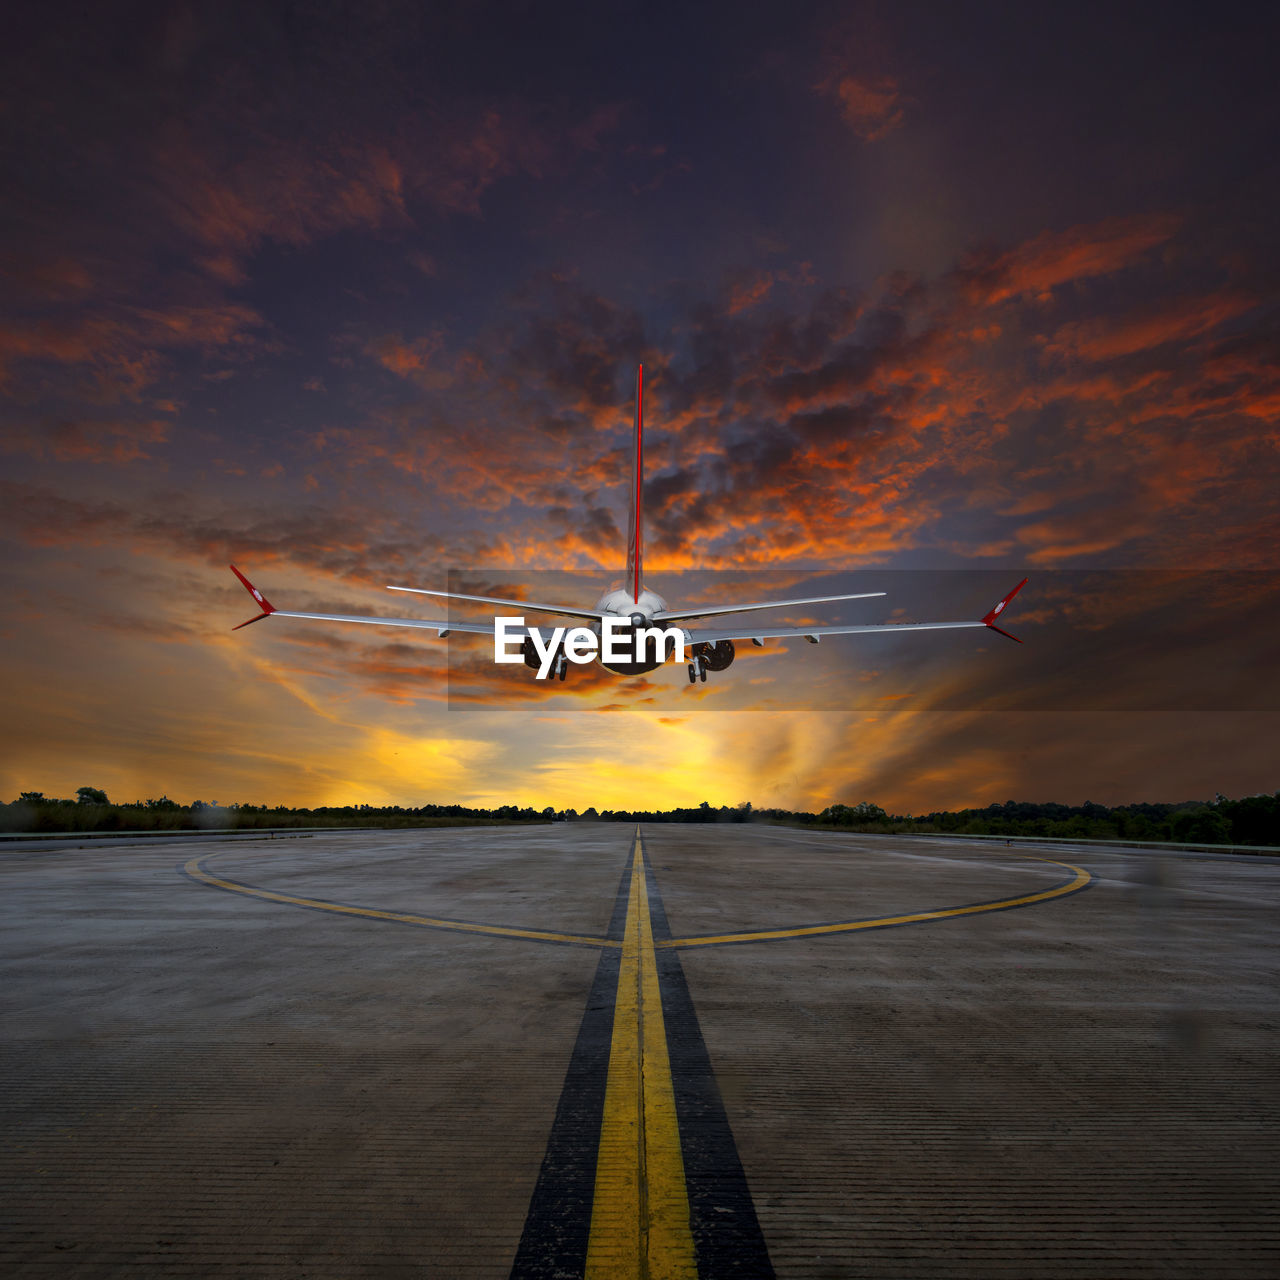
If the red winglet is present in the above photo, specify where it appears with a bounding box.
[981,577,1028,644]
[230,564,277,629]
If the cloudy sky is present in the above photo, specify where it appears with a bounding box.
[2,0,1277,813]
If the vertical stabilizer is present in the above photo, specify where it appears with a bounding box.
[626,364,643,602]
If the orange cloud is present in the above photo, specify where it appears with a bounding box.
[2,416,170,464]
[367,331,446,381]
[0,254,93,302]
[725,269,775,316]
[819,74,908,142]
[0,300,261,399]
[956,214,1180,305]
[1042,291,1254,363]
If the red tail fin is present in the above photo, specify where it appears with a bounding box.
[626,365,643,602]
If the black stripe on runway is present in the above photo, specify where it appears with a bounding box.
[508,841,635,1279]
[641,838,776,1279]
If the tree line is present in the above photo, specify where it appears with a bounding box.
[792,795,1280,846]
[4,788,1278,846]
[2,791,551,833]
[548,795,1280,846]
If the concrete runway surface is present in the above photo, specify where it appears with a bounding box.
[2,824,1277,1278]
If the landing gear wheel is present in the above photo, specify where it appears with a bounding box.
[687,663,697,684]
[700,665,707,682]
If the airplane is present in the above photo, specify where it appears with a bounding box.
[230,366,1027,684]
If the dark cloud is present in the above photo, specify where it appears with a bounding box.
[545,500,621,554]
[0,481,454,588]
[502,277,649,434]
[4,2,1279,809]
[2,415,171,463]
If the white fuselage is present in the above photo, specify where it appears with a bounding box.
[595,587,668,621]
[593,587,676,674]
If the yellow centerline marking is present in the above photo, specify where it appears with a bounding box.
[659,856,1092,949]
[186,848,1091,955]
[183,856,615,949]
[585,834,698,1279]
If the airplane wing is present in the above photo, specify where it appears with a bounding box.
[687,619,987,644]
[653,591,886,623]
[685,579,1030,646]
[386,585,607,622]
[230,566,539,638]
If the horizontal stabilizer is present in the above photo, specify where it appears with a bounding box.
[654,591,886,623]
[387,585,607,623]
[687,580,1029,646]
[686,619,988,644]
[230,566,528,638]
[270,610,501,637]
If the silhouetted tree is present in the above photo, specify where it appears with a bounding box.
[1169,807,1231,844]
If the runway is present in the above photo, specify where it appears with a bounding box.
[2,824,1277,1277]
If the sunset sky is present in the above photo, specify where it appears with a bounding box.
[3,0,1277,813]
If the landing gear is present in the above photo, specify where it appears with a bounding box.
[554,654,568,681]
[686,640,730,685]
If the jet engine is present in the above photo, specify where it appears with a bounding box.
[695,639,735,672]
[521,635,568,679]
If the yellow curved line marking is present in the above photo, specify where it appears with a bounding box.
[183,856,616,949]
[659,856,1092,949]
[586,833,697,1278]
